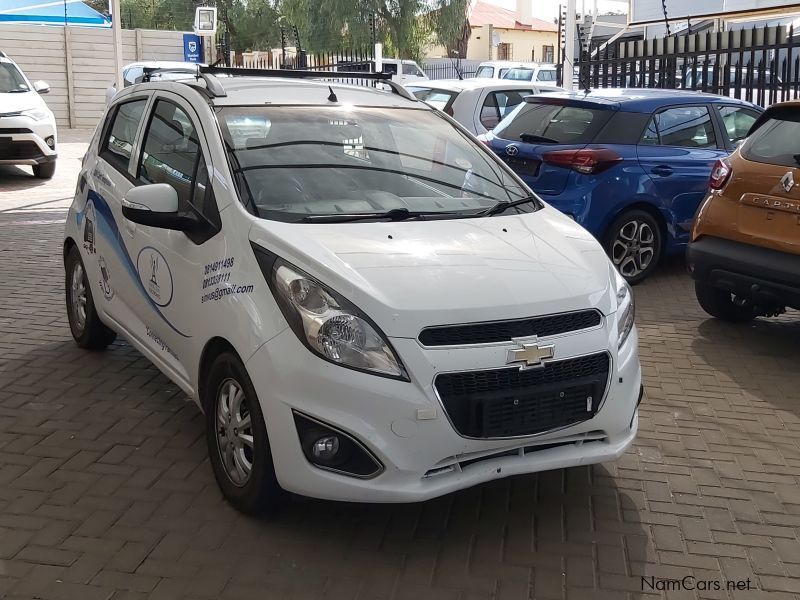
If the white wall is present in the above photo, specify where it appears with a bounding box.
[1,25,190,128]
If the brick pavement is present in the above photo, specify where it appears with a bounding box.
[0,130,799,600]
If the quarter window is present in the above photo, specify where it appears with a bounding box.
[639,106,717,149]
[716,105,759,145]
[100,99,147,174]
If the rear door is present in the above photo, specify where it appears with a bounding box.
[729,108,800,252]
[636,104,728,241]
[84,93,152,327]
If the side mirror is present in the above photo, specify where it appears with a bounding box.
[33,80,50,94]
[122,184,200,231]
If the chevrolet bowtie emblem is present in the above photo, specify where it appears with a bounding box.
[506,337,555,370]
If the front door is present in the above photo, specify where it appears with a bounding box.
[637,105,728,243]
[123,92,225,385]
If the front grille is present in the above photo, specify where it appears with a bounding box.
[435,352,610,438]
[0,128,33,134]
[419,309,602,346]
[0,139,42,160]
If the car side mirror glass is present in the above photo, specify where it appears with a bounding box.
[122,184,199,231]
[33,80,50,94]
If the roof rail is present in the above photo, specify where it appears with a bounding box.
[197,65,417,101]
[141,65,227,98]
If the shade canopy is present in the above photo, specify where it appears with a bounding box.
[0,0,110,27]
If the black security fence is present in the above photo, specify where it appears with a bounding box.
[567,25,800,107]
[422,59,482,80]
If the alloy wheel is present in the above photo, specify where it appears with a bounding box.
[70,263,87,334]
[215,378,254,487]
[611,219,656,279]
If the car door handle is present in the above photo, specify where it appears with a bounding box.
[651,165,673,177]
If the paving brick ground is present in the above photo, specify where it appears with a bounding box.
[1,129,799,600]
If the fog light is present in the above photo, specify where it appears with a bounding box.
[45,136,55,149]
[312,435,340,460]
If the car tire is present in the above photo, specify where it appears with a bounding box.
[65,245,117,349]
[33,162,56,179]
[694,282,757,322]
[204,351,286,515]
[604,210,663,285]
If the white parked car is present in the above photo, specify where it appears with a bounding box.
[64,66,641,514]
[502,64,559,84]
[0,51,57,178]
[476,61,556,82]
[337,58,428,84]
[407,79,564,135]
[105,61,202,105]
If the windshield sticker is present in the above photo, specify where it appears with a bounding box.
[137,247,174,307]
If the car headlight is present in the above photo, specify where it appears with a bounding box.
[615,271,635,348]
[20,108,50,121]
[254,246,408,380]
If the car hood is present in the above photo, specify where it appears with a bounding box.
[249,207,618,338]
[0,91,46,114]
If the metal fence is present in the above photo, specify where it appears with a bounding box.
[422,60,481,80]
[570,24,800,107]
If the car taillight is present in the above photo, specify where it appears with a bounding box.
[541,148,622,175]
[709,158,731,190]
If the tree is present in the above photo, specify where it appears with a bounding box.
[279,0,469,61]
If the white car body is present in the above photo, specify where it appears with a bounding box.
[64,71,640,509]
[407,78,564,135]
[0,52,57,176]
[476,61,557,83]
[379,59,428,84]
[105,61,202,105]
[501,64,559,84]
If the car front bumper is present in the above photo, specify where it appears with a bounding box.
[0,115,57,166]
[246,317,641,503]
[687,235,800,310]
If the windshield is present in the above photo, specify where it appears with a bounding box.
[476,66,494,78]
[503,68,533,81]
[407,87,457,111]
[0,61,30,93]
[217,106,533,222]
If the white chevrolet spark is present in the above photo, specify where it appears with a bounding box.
[64,67,641,514]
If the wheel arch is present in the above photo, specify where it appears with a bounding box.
[197,336,240,411]
[63,237,77,265]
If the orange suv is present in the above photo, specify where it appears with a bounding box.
[688,101,800,321]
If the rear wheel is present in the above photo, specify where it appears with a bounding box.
[605,210,663,284]
[65,245,117,349]
[694,282,757,322]
[33,162,56,179]
[204,351,285,515]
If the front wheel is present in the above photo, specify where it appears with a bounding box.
[65,245,117,349]
[33,161,56,179]
[604,210,663,285]
[204,351,285,515]
[694,282,757,322]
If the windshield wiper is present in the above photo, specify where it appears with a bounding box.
[5,89,29,94]
[300,207,471,223]
[479,196,539,217]
[519,133,558,144]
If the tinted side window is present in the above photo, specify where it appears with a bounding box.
[382,63,398,75]
[100,99,147,174]
[475,66,494,78]
[741,112,800,167]
[639,106,717,149]
[716,105,759,145]
[480,90,527,130]
[138,100,200,210]
[402,63,422,76]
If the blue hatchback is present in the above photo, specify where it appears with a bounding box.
[485,89,763,282]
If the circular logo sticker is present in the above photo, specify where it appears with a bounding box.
[136,247,173,307]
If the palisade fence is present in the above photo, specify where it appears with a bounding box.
[422,59,482,80]
[566,24,800,107]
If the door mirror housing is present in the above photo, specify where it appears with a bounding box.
[33,80,50,94]
[122,184,200,231]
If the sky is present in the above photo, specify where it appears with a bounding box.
[490,0,629,22]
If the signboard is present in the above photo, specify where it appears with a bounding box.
[629,0,800,25]
[183,33,203,63]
